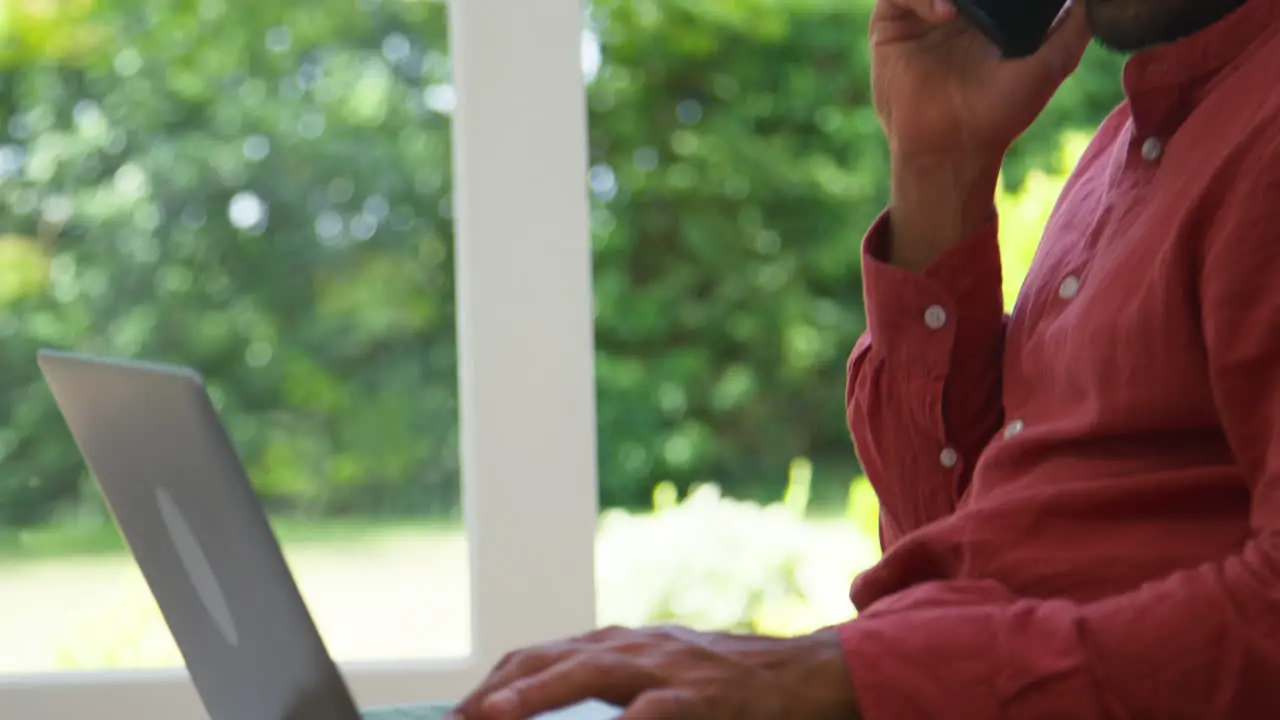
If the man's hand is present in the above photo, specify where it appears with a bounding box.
[871,0,1090,163]
[447,625,859,720]
[870,0,1091,270]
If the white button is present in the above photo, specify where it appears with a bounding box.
[1140,137,1163,162]
[939,447,959,469]
[1004,419,1025,439]
[1058,275,1080,300]
[924,305,947,330]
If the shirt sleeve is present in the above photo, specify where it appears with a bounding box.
[846,210,1007,548]
[837,137,1280,719]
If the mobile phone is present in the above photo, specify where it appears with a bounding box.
[952,0,1071,59]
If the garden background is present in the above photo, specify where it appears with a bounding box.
[0,0,1121,671]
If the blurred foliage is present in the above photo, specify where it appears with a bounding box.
[996,131,1093,310]
[596,463,881,636]
[0,0,458,526]
[0,0,1124,528]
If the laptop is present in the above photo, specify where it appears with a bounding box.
[37,349,621,720]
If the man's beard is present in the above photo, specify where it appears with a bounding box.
[1086,0,1251,53]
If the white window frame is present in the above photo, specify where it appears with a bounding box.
[0,0,598,715]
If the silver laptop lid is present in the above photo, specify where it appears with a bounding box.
[37,349,360,720]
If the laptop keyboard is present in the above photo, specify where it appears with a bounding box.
[360,706,448,720]
[361,699,621,720]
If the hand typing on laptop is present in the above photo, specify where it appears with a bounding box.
[445,625,856,720]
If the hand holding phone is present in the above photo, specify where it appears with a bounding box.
[952,0,1073,58]
[869,0,1090,162]
[867,0,1090,270]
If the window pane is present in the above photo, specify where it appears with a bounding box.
[586,2,885,637]
[585,1,1122,637]
[0,0,468,672]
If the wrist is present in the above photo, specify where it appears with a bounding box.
[888,153,1000,273]
[707,629,858,718]
[769,628,861,720]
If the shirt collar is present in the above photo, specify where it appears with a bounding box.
[1121,0,1280,137]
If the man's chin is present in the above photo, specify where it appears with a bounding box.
[1084,11,1169,54]
[1087,31,1152,54]
[1083,0,1252,54]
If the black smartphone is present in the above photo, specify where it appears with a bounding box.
[952,0,1071,59]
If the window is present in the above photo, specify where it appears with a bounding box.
[584,1,883,639]
[0,0,598,716]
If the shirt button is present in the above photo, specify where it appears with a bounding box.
[939,447,959,469]
[924,305,947,330]
[1058,275,1080,300]
[1004,419,1025,439]
[1140,137,1163,162]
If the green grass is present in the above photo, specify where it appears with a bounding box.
[0,515,461,562]
[0,520,474,672]
[0,494,881,674]
[0,522,125,559]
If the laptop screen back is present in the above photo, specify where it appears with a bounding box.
[38,350,360,720]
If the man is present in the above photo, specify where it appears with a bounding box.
[448,0,1280,716]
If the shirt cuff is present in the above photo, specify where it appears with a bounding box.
[838,609,1002,720]
[860,209,1004,376]
[836,583,1099,720]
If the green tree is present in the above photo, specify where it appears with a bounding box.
[0,0,459,525]
[0,0,1126,528]
[585,0,1125,506]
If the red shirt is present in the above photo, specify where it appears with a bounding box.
[838,1,1280,717]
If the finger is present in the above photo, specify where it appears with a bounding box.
[617,689,698,719]
[1018,0,1091,85]
[873,0,957,25]
[451,647,573,718]
[481,655,655,720]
